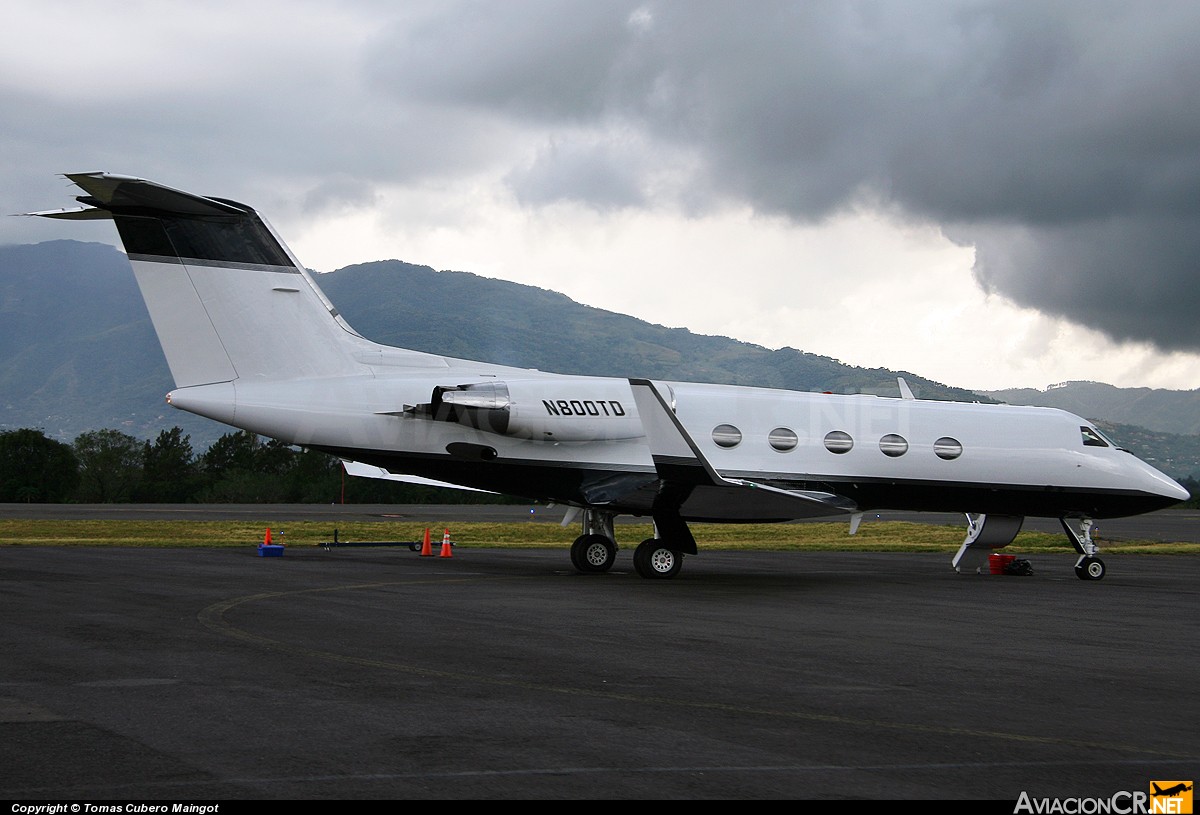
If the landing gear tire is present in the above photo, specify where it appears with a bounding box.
[633,538,682,579]
[1075,556,1106,581]
[571,534,616,573]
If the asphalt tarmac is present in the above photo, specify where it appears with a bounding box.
[1,517,1197,801]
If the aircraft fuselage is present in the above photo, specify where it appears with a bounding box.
[166,365,1183,522]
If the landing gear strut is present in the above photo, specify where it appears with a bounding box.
[567,507,696,579]
[1061,518,1106,581]
[570,508,617,573]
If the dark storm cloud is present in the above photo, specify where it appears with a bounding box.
[367,0,1200,352]
[8,2,1199,353]
[366,2,641,121]
[506,138,649,208]
[966,214,1200,347]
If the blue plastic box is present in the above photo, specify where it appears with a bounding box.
[258,544,285,557]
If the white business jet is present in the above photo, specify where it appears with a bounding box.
[30,173,1189,580]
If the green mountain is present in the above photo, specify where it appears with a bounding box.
[985,382,1200,436]
[2,240,1198,479]
[0,241,216,444]
[317,259,987,398]
[1092,420,1200,482]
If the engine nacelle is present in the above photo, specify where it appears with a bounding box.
[435,379,644,441]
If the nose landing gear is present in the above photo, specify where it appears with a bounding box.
[1061,518,1105,580]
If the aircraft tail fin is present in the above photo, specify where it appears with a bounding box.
[34,172,438,388]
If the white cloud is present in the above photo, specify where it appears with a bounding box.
[7,1,1200,394]
[289,182,1200,391]
[0,2,373,100]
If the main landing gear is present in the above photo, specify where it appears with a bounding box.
[1061,518,1106,581]
[632,538,682,579]
[569,508,693,579]
[570,508,618,573]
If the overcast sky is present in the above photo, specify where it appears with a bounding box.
[5,1,1200,392]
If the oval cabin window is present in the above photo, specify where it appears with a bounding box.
[934,437,963,460]
[879,434,908,457]
[712,424,742,449]
[824,430,854,454]
[768,427,798,452]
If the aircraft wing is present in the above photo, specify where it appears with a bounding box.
[627,379,859,522]
[340,460,497,494]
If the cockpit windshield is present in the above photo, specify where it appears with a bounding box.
[1081,425,1127,451]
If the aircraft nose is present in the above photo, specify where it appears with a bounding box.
[1165,479,1191,502]
[1140,460,1190,503]
[1119,454,1191,510]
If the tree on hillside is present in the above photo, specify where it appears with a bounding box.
[73,429,143,502]
[0,428,79,502]
[287,447,343,503]
[256,437,300,476]
[199,429,260,476]
[137,426,197,502]
[197,430,296,502]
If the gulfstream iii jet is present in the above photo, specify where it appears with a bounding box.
[30,173,1190,580]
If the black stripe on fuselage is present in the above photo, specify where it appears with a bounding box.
[315,447,1179,520]
[811,477,1176,519]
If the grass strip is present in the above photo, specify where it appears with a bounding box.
[0,518,1196,554]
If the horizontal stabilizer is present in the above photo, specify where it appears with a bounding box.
[23,206,114,220]
[62,172,249,216]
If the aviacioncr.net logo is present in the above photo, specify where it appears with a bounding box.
[1149,781,1193,815]
[1014,782,1193,815]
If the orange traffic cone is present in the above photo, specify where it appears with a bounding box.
[439,528,453,558]
[419,527,432,557]
[264,528,272,545]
